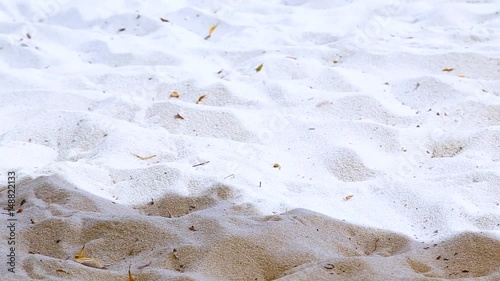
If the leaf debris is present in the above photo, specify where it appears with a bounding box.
[74,245,106,269]
[170,91,180,98]
[132,153,157,160]
[273,163,280,168]
[204,23,219,40]
[160,18,169,22]
[345,195,354,201]
[128,265,136,281]
[442,68,454,72]
[174,113,184,119]
[255,63,264,72]
[193,161,210,167]
[196,95,207,104]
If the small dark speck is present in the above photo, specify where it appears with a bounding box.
[118,28,126,32]
[462,270,469,273]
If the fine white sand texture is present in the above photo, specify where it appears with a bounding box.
[1,0,499,280]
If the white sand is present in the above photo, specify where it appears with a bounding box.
[1,0,499,280]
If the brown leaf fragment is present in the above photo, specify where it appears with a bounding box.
[160,18,169,22]
[196,95,206,104]
[442,68,454,72]
[16,208,23,213]
[132,153,157,160]
[170,91,180,98]
[128,265,136,281]
[345,195,354,201]
[20,199,27,206]
[273,163,280,168]
[174,113,184,119]
[189,225,196,231]
[255,63,264,72]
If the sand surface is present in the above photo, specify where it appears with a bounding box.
[0,0,499,280]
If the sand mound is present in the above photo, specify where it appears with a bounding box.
[0,176,497,280]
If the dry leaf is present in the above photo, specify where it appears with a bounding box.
[128,265,136,281]
[174,113,184,119]
[273,163,280,168]
[458,74,466,78]
[204,23,219,39]
[442,68,454,72]
[170,91,180,98]
[196,95,206,104]
[132,153,157,160]
[345,195,354,201]
[255,63,264,72]
[56,269,69,274]
[74,246,106,269]
[160,18,169,22]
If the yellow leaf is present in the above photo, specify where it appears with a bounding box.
[442,68,454,72]
[129,266,136,281]
[273,163,280,168]
[196,95,206,104]
[170,91,180,98]
[255,63,264,72]
[74,246,106,269]
[205,23,219,39]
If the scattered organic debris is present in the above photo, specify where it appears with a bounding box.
[196,95,206,104]
[255,63,264,72]
[189,225,196,231]
[192,161,210,167]
[170,91,180,98]
[74,245,106,269]
[204,23,219,40]
[56,269,69,274]
[442,68,454,72]
[273,163,280,168]
[132,153,157,160]
[118,28,126,32]
[344,195,354,201]
[160,18,169,22]
[174,113,185,119]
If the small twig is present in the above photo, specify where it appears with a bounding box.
[192,161,210,167]
[132,153,156,160]
[224,174,234,179]
[137,261,152,270]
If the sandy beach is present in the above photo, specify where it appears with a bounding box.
[1,0,499,280]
